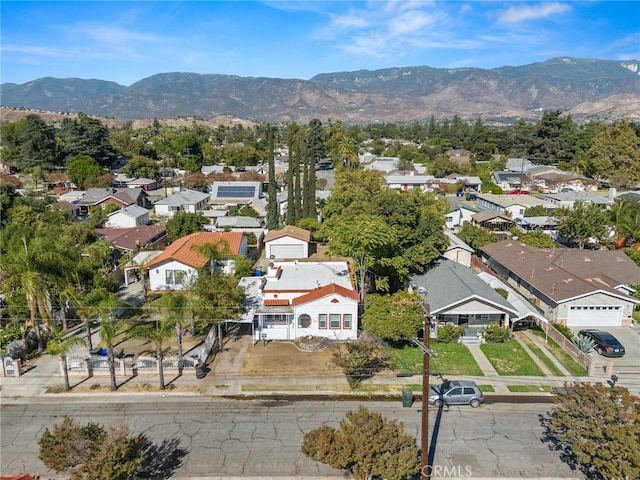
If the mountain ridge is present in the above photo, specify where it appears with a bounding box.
[2,57,639,124]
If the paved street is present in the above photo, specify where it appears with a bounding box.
[1,397,581,479]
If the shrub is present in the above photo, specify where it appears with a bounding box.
[552,323,574,340]
[436,324,465,343]
[301,406,420,480]
[494,288,509,299]
[572,334,597,353]
[482,324,511,343]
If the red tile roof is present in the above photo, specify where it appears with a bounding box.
[146,231,244,269]
[291,283,360,307]
[264,225,311,243]
[264,299,290,306]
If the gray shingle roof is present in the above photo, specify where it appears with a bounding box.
[410,258,518,315]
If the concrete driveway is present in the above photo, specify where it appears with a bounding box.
[572,324,640,391]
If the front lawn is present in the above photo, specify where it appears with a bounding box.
[507,384,552,393]
[529,329,588,376]
[385,342,483,376]
[480,339,545,376]
[519,335,564,376]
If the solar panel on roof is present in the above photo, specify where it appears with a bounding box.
[217,186,256,198]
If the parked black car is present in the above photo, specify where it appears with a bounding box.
[578,329,626,358]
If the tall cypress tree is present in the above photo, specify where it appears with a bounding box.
[266,125,279,229]
[293,131,303,223]
[303,119,323,219]
[286,123,298,225]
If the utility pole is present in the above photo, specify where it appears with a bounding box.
[411,302,435,479]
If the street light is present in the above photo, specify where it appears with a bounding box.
[412,303,435,479]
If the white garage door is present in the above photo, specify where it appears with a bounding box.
[566,305,623,327]
[269,244,305,259]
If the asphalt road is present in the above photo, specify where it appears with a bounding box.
[1,397,581,479]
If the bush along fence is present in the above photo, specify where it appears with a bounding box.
[540,321,595,374]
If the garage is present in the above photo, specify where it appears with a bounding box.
[566,305,623,327]
[268,244,305,259]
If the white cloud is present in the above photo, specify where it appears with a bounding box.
[498,3,571,24]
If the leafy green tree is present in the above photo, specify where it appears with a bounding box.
[457,223,498,252]
[554,201,609,248]
[588,120,640,186]
[46,325,85,391]
[363,292,424,341]
[2,114,58,170]
[542,382,640,480]
[327,214,398,300]
[301,406,420,480]
[59,113,116,166]
[88,203,120,229]
[165,212,206,242]
[121,155,160,179]
[510,227,556,248]
[190,269,245,334]
[68,155,103,189]
[524,205,548,217]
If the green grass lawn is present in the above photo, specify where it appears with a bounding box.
[507,384,552,393]
[529,329,588,376]
[519,335,564,376]
[385,342,483,376]
[480,339,545,376]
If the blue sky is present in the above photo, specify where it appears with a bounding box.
[1,1,639,86]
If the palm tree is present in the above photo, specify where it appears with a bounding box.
[609,200,633,246]
[192,240,231,275]
[45,325,85,392]
[144,291,189,359]
[96,293,127,391]
[620,209,640,246]
[131,319,177,390]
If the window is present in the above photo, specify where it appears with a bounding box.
[330,314,341,329]
[165,270,185,285]
[463,387,475,394]
[448,387,463,396]
[319,314,327,329]
[298,314,311,328]
[343,314,352,329]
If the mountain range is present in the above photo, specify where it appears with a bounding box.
[1,57,639,125]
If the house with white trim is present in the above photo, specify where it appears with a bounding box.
[153,189,210,218]
[264,225,311,259]
[241,261,359,341]
[480,240,640,327]
[145,231,247,291]
[105,204,150,228]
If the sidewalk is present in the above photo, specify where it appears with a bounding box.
[2,330,635,401]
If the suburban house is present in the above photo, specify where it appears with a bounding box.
[409,258,519,334]
[516,216,559,233]
[384,173,431,191]
[145,231,247,291]
[541,191,614,209]
[76,187,148,216]
[105,204,150,228]
[443,230,474,268]
[475,193,555,220]
[480,240,640,327]
[125,177,159,191]
[209,181,263,209]
[96,225,168,253]
[240,261,359,341]
[471,211,516,233]
[153,189,210,218]
[528,170,598,193]
[362,156,402,173]
[264,225,311,259]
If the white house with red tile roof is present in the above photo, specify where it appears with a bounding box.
[263,225,312,259]
[242,261,359,341]
[145,231,247,291]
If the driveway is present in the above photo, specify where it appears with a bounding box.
[572,324,640,390]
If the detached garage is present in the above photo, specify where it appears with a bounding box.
[264,225,311,260]
[566,305,623,327]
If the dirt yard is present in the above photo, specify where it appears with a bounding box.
[241,340,343,376]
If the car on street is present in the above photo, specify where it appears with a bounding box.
[578,329,626,358]
[429,380,484,408]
